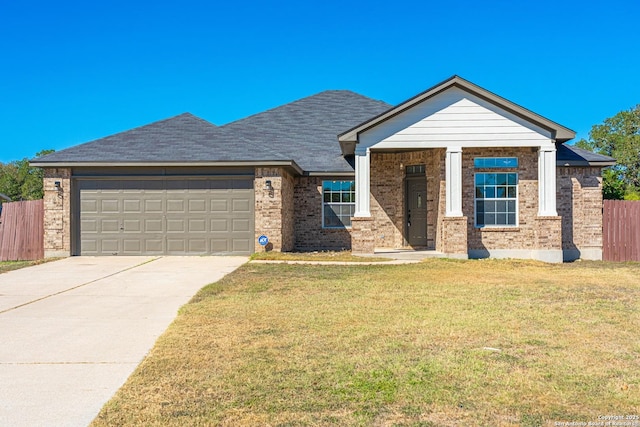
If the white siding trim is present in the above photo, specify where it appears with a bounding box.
[354,150,371,217]
[538,147,557,216]
[445,146,463,217]
[360,87,554,152]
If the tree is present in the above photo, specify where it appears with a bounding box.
[0,150,54,201]
[575,104,640,199]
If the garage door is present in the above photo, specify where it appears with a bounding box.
[78,178,254,255]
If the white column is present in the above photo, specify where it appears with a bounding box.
[538,146,557,216]
[354,149,371,217]
[446,146,463,217]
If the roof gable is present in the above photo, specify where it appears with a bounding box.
[338,75,576,155]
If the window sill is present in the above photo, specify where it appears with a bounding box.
[476,226,520,232]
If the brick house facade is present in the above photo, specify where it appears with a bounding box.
[34,76,614,262]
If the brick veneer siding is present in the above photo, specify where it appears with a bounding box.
[464,147,547,252]
[557,166,604,260]
[254,167,294,252]
[43,168,71,258]
[293,177,352,251]
[369,150,444,249]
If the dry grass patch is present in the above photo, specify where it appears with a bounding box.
[93,259,640,427]
[249,250,390,262]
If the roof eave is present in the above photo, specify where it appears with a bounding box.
[30,160,305,175]
[556,160,617,167]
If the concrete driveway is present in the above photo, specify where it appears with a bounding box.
[0,256,247,427]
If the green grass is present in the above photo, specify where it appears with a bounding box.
[0,259,51,273]
[92,259,640,426]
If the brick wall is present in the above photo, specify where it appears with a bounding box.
[369,150,443,249]
[254,167,294,252]
[463,147,541,251]
[43,168,71,257]
[293,177,352,250]
[557,166,603,260]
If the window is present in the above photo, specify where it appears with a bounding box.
[322,180,355,228]
[474,157,518,169]
[475,173,518,227]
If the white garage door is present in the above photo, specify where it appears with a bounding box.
[78,178,254,255]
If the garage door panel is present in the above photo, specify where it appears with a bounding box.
[233,218,251,232]
[166,239,186,253]
[100,239,119,253]
[232,239,250,252]
[210,200,228,212]
[123,239,142,254]
[145,219,163,232]
[232,198,251,212]
[166,219,185,232]
[101,199,120,213]
[211,219,228,232]
[81,219,98,232]
[79,177,254,255]
[81,199,98,213]
[188,199,206,212]
[144,199,163,213]
[211,239,229,252]
[145,239,164,253]
[123,219,141,232]
[123,199,141,213]
[188,219,206,232]
[188,239,207,253]
[166,199,185,213]
[101,219,120,233]
[81,239,98,254]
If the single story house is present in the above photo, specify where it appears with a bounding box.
[32,76,615,262]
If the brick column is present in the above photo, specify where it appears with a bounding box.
[351,216,374,254]
[43,168,71,258]
[439,216,468,258]
[534,216,563,262]
[254,168,294,252]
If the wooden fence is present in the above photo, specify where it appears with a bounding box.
[603,200,640,262]
[0,200,44,261]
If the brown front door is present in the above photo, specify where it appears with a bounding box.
[406,175,427,246]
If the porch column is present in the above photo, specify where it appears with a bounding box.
[445,146,463,217]
[354,149,371,217]
[538,146,557,216]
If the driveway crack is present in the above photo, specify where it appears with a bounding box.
[0,257,162,315]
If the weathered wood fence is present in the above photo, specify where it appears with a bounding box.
[0,200,44,261]
[603,200,640,262]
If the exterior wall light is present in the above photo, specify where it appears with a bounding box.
[264,180,273,191]
[54,181,62,191]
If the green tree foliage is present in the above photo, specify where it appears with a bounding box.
[575,104,640,199]
[0,150,54,201]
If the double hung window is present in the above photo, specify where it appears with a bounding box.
[474,158,518,227]
[322,180,355,228]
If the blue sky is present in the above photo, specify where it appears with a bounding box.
[1,0,639,163]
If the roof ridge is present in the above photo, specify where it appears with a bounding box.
[221,90,390,128]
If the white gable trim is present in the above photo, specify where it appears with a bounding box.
[356,87,554,155]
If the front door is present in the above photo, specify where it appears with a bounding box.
[406,173,427,247]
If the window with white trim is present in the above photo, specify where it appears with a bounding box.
[322,180,355,228]
[474,172,518,227]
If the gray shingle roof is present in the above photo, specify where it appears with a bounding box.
[557,144,616,166]
[33,91,392,173]
[220,90,391,172]
[32,88,614,172]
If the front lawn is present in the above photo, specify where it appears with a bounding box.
[92,259,640,426]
